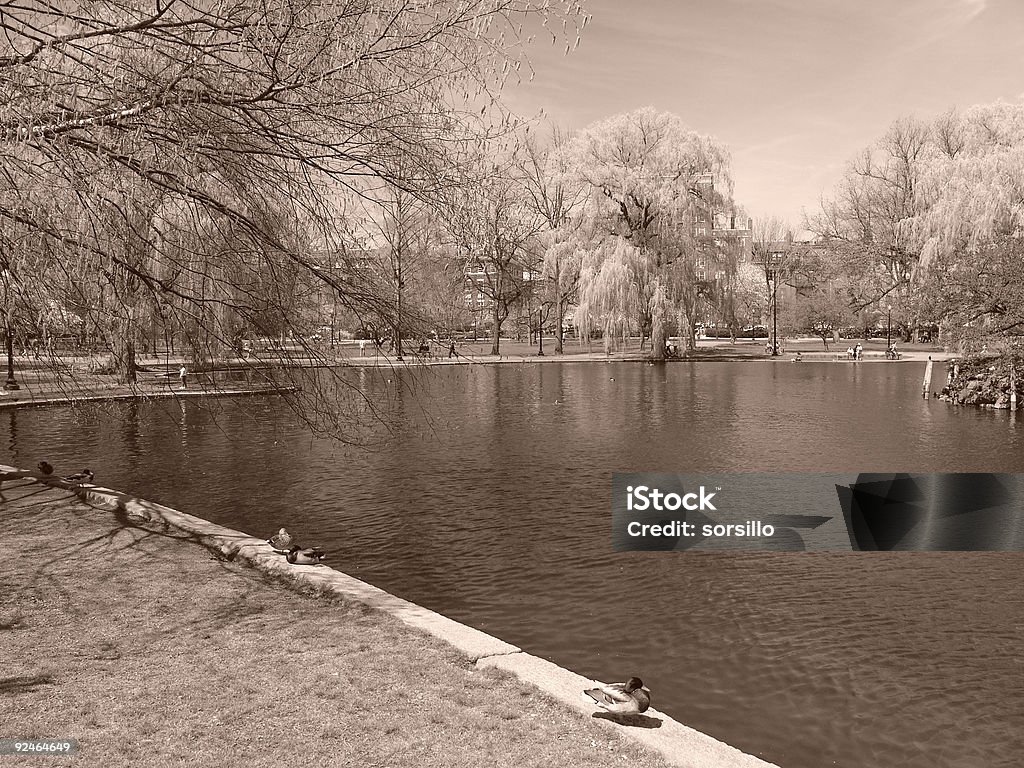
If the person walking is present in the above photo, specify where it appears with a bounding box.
[854,342,863,360]
[448,341,457,359]
[179,365,187,390]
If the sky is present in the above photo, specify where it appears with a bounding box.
[500,0,1024,229]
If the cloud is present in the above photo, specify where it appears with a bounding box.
[959,0,988,20]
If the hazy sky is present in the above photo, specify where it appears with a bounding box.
[502,0,1024,229]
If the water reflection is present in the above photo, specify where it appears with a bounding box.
[4,361,1022,768]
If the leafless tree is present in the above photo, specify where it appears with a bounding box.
[0,0,587,436]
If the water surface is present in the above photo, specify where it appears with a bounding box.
[5,361,1022,768]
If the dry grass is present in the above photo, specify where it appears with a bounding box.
[0,481,672,768]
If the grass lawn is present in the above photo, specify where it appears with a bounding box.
[0,480,672,768]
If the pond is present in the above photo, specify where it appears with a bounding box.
[5,360,1022,768]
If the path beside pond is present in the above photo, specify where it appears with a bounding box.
[0,338,956,410]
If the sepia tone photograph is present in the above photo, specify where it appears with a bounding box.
[1,1,1021,766]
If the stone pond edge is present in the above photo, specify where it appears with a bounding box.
[8,467,779,768]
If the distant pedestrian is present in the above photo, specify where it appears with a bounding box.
[359,339,367,356]
[179,365,187,389]
[847,346,854,359]
[854,343,863,360]
[448,341,456,359]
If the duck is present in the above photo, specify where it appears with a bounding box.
[38,461,54,476]
[583,677,651,714]
[266,528,294,552]
[62,469,94,483]
[286,545,326,565]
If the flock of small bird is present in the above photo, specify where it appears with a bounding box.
[266,527,327,565]
[29,463,650,717]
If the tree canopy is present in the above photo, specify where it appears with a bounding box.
[0,0,587,436]
[811,100,1024,349]
[564,107,733,357]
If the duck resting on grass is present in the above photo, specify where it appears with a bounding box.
[62,469,94,484]
[267,528,294,552]
[286,545,326,565]
[583,677,651,714]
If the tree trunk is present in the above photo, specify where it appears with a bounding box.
[112,338,138,385]
[393,320,404,359]
[490,304,501,355]
[651,319,666,361]
[554,268,564,354]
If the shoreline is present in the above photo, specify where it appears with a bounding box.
[0,385,299,411]
[0,349,957,410]
[1,465,778,768]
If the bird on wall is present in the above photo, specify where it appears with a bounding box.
[62,469,94,484]
[583,677,651,715]
[286,545,326,565]
[267,528,294,552]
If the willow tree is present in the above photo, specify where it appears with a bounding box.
[574,237,640,353]
[0,0,588,435]
[902,102,1024,349]
[810,111,966,336]
[567,107,732,360]
[814,100,1024,350]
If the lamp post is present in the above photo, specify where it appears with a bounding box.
[767,252,781,356]
[771,277,778,355]
[524,267,544,357]
[886,304,892,351]
[537,306,544,356]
